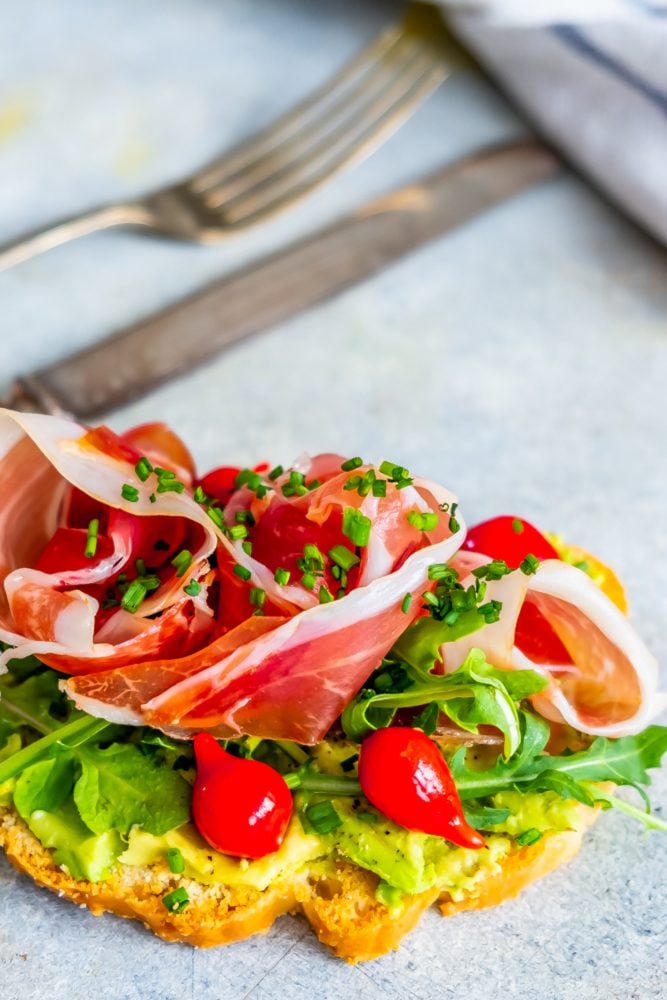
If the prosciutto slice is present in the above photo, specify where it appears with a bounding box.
[0,409,217,672]
[66,466,466,743]
[442,558,665,737]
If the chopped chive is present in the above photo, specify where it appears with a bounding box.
[379,460,401,478]
[516,828,543,847]
[162,887,189,913]
[84,518,99,559]
[319,586,334,604]
[328,544,360,572]
[331,565,341,581]
[307,479,321,492]
[401,592,413,614]
[157,480,185,495]
[155,467,176,480]
[274,567,291,586]
[171,550,193,578]
[242,540,253,555]
[121,580,147,614]
[149,493,157,504]
[166,847,185,874]
[235,510,255,525]
[121,484,139,503]
[357,810,379,824]
[233,564,252,582]
[206,505,224,528]
[304,800,342,834]
[422,591,439,608]
[341,456,363,472]
[229,524,248,541]
[520,553,540,576]
[193,485,207,504]
[512,518,524,534]
[249,587,266,609]
[448,516,460,533]
[342,507,371,548]
[289,470,305,486]
[407,511,438,532]
[304,543,324,566]
[472,560,511,581]
[371,479,387,498]
[134,457,153,482]
[427,563,448,581]
[268,464,284,481]
[183,580,201,597]
[301,571,316,591]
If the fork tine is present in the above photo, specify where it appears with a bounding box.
[210,56,448,229]
[202,34,430,209]
[190,26,405,194]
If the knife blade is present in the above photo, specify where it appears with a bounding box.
[5,139,560,419]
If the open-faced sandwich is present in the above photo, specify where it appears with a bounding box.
[0,408,665,962]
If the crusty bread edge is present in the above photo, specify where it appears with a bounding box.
[0,804,599,962]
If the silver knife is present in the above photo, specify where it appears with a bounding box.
[4,139,560,419]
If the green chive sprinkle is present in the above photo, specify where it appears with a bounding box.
[162,887,189,913]
[121,484,139,503]
[371,479,387,498]
[516,828,543,847]
[134,457,153,482]
[166,847,185,874]
[274,567,291,586]
[328,544,360,572]
[305,800,342,834]
[342,507,371,548]
[319,586,334,604]
[193,485,207,504]
[242,540,253,555]
[229,524,248,541]
[84,519,99,559]
[520,553,540,576]
[206,506,224,528]
[401,593,413,614]
[249,587,266,609]
[233,564,252,582]
[449,516,460,533]
[301,571,316,591]
[268,465,284,481]
[121,580,147,614]
[341,457,363,472]
[303,543,324,567]
[155,467,175,480]
[171,550,193,577]
[512,518,524,534]
[183,580,201,597]
[157,480,185,495]
[149,493,157,504]
[407,511,438,532]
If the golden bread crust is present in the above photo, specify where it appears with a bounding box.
[0,805,597,961]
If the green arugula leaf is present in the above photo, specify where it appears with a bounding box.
[462,801,512,830]
[74,743,191,836]
[392,613,486,671]
[586,785,667,833]
[0,670,75,737]
[13,752,76,818]
[521,769,596,807]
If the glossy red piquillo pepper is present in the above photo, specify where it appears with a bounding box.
[358,727,484,850]
[192,733,293,859]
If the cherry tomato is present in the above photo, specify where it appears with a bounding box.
[514,600,572,666]
[358,727,484,850]
[34,527,115,575]
[463,515,559,568]
[192,733,293,859]
[249,503,348,584]
[198,467,241,506]
[464,515,571,665]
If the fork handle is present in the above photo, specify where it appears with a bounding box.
[0,202,153,271]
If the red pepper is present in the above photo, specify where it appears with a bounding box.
[192,733,293,859]
[358,727,484,850]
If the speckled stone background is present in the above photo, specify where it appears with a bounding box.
[0,1,665,998]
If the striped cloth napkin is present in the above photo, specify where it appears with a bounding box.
[440,0,667,245]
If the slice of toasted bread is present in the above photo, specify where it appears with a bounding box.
[0,803,598,963]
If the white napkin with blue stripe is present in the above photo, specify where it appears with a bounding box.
[440,0,667,245]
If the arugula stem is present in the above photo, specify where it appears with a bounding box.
[285,771,361,796]
[589,786,667,832]
[0,716,112,784]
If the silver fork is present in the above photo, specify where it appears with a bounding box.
[0,3,465,272]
